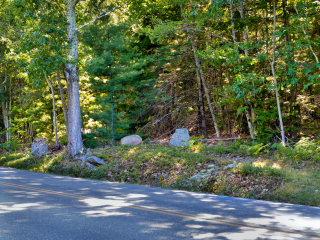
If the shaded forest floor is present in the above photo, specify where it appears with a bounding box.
[1,140,320,207]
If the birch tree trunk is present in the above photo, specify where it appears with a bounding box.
[63,0,128,156]
[64,0,83,156]
[44,72,58,145]
[271,1,285,145]
[57,72,68,136]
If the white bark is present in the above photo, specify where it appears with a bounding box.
[65,0,83,156]
[64,0,129,156]
[44,72,58,145]
[245,109,255,139]
[271,1,285,145]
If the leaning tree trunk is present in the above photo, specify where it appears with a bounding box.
[44,72,58,145]
[180,5,220,137]
[64,0,83,157]
[192,42,220,137]
[196,70,208,138]
[271,1,285,145]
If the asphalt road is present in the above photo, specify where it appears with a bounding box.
[1,167,320,240]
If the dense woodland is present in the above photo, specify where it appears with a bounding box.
[0,0,320,156]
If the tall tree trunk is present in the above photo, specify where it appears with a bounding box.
[271,1,286,145]
[57,72,69,136]
[45,72,58,145]
[196,70,208,138]
[64,0,83,156]
[240,0,249,56]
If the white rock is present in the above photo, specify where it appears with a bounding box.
[31,138,48,157]
[121,135,142,145]
[169,128,190,147]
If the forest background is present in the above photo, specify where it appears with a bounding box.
[0,0,320,154]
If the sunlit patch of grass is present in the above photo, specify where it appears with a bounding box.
[235,162,285,177]
[275,166,320,206]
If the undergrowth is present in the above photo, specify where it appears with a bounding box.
[1,139,320,206]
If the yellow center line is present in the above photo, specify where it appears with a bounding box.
[0,182,91,200]
[1,181,319,238]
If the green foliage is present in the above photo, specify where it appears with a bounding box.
[245,143,270,156]
[235,162,284,177]
[81,22,159,143]
[273,138,320,162]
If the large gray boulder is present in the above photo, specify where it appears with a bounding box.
[169,128,190,147]
[121,135,142,145]
[31,138,48,156]
[86,156,106,166]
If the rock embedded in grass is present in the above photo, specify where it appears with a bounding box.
[86,156,106,166]
[223,164,237,170]
[169,128,190,147]
[31,138,49,157]
[121,135,142,145]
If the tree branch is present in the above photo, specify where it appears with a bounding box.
[76,0,129,31]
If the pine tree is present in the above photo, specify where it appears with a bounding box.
[81,22,157,145]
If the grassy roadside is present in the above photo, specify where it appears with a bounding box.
[1,140,320,207]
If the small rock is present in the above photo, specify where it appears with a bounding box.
[85,162,96,169]
[31,138,48,157]
[223,164,236,170]
[208,164,215,168]
[121,135,142,145]
[86,156,106,166]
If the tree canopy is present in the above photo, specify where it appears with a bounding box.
[1,0,320,153]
